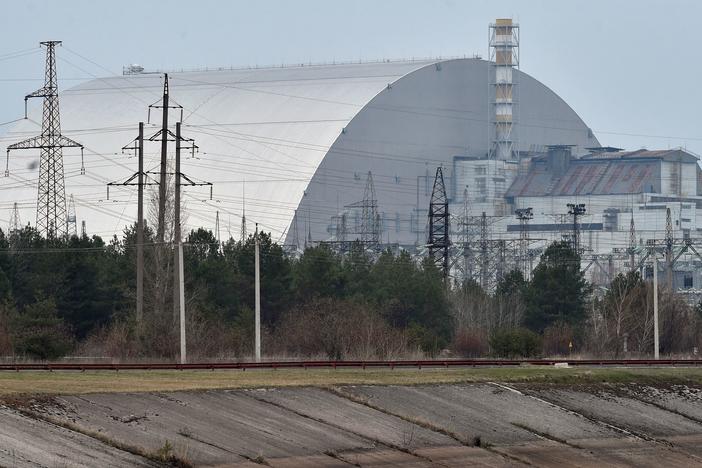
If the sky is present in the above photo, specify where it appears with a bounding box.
[1,0,701,155]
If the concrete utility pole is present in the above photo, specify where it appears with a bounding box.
[254,223,261,362]
[107,122,150,326]
[175,122,186,364]
[174,122,182,322]
[157,74,169,244]
[178,240,186,364]
[136,122,144,325]
[653,256,660,360]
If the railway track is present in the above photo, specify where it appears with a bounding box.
[1,358,701,371]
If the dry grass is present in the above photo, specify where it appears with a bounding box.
[1,366,702,397]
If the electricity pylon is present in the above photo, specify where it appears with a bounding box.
[67,194,77,238]
[428,167,450,278]
[9,202,22,234]
[6,41,84,239]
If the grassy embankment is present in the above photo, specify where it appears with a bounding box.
[1,366,702,396]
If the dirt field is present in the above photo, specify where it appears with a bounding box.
[2,365,702,395]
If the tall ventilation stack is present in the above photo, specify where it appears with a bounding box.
[489,18,519,161]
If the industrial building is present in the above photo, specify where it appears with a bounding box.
[3,18,701,294]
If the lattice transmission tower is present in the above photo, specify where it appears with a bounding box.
[67,194,77,237]
[428,167,450,278]
[6,41,84,239]
[515,207,533,278]
[9,202,22,234]
[360,171,381,245]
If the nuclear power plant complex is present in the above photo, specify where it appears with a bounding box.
[3,19,702,298]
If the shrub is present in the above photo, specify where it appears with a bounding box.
[452,328,488,357]
[489,327,541,358]
[542,322,574,356]
[407,323,447,356]
[11,300,73,360]
[272,298,410,359]
[0,302,13,357]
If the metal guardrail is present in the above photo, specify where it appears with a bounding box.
[1,359,701,372]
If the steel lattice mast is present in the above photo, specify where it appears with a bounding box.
[9,202,22,234]
[67,194,77,237]
[360,171,380,245]
[5,41,84,239]
[428,167,450,278]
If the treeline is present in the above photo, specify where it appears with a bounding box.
[0,226,700,361]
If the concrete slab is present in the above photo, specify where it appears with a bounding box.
[415,446,524,467]
[340,384,617,445]
[576,437,702,467]
[10,383,702,467]
[0,406,155,468]
[494,440,606,467]
[524,387,702,438]
[246,387,457,450]
[266,454,353,467]
[46,390,374,466]
[662,434,702,458]
[205,455,352,468]
[621,384,702,421]
[335,448,427,467]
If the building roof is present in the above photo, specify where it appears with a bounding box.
[507,149,699,198]
[2,58,599,243]
[2,60,435,240]
[580,148,699,163]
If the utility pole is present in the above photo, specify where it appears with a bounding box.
[156,74,169,244]
[136,123,144,325]
[174,121,187,364]
[629,213,637,271]
[240,180,247,242]
[5,41,84,239]
[254,223,261,362]
[171,121,210,363]
[215,210,221,248]
[81,220,86,238]
[174,122,183,323]
[427,167,449,279]
[653,255,659,359]
[178,239,186,365]
[108,122,149,325]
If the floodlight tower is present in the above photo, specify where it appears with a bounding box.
[567,203,586,254]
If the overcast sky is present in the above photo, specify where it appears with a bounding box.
[1,0,701,155]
